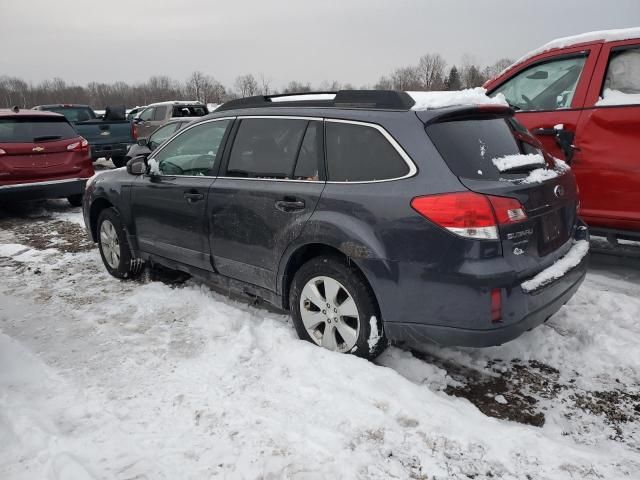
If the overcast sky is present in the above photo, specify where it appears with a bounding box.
[2,0,638,88]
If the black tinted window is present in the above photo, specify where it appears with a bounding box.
[326,122,409,182]
[172,105,207,117]
[293,121,322,180]
[227,118,307,179]
[426,118,531,180]
[0,117,78,143]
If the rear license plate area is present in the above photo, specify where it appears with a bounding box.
[539,210,566,255]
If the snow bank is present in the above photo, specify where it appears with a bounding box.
[492,153,545,172]
[596,88,640,106]
[522,240,589,292]
[501,27,640,77]
[408,87,508,110]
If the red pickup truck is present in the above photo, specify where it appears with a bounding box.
[484,27,640,241]
[0,108,94,206]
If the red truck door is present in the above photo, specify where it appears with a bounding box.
[574,39,640,234]
[486,44,601,161]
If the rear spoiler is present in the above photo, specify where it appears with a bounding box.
[417,105,515,126]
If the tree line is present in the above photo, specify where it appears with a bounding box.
[0,54,513,109]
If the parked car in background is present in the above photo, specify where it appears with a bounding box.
[0,107,94,206]
[485,27,640,241]
[84,90,588,359]
[133,101,208,139]
[32,104,137,168]
[124,118,195,163]
[126,106,146,121]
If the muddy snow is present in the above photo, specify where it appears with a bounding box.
[1,200,639,479]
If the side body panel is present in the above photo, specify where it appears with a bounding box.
[575,39,640,231]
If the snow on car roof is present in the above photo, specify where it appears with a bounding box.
[500,27,640,77]
[408,88,508,110]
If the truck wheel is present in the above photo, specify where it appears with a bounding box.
[97,208,143,279]
[289,256,387,359]
[112,156,127,168]
[67,194,83,207]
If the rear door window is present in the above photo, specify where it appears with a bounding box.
[325,121,409,182]
[491,55,587,110]
[226,118,308,179]
[293,121,323,180]
[602,46,640,99]
[426,117,543,180]
[0,117,78,142]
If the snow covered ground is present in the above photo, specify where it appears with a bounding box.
[1,200,639,479]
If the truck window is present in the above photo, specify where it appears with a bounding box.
[153,106,168,121]
[43,107,95,123]
[139,107,154,121]
[603,47,640,97]
[491,55,587,111]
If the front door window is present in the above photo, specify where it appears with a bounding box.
[492,55,587,111]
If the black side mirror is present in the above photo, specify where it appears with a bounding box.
[137,138,148,146]
[126,156,147,175]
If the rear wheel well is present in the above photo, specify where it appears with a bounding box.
[281,243,376,311]
[89,198,114,241]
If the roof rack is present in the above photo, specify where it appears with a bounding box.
[214,90,416,112]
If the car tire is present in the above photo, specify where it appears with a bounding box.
[289,256,387,359]
[97,208,143,279]
[112,156,127,168]
[67,194,83,207]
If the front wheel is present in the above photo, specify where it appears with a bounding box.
[97,208,143,279]
[290,256,386,359]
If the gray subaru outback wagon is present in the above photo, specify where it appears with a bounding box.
[83,90,589,359]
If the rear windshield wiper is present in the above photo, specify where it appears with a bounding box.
[33,135,62,142]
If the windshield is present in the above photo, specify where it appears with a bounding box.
[0,117,78,143]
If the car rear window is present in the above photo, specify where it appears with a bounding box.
[0,117,78,143]
[41,107,95,122]
[426,117,540,180]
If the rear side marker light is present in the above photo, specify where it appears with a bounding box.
[491,288,502,323]
[0,148,6,156]
[410,192,527,240]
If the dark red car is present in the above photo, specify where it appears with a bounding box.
[0,107,94,206]
[484,27,640,240]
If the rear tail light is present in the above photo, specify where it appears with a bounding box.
[410,191,527,240]
[0,148,6,156]
[491,288,502,322]
[131,122,138,140]
[67,138,89,152]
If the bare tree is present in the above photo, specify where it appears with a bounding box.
[390,66,422,90]
[234,74,259,98]
[282,80,312,94]
[186,71,208,102]
[258,74,272,96]
[482,58,514,81]
[417,53,446,90]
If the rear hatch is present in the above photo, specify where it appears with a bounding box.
[418,107,578,274]
[0,115,88,184]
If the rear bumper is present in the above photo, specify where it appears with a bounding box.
[0,177,87,201]
[385,253,587,348]
[90,143,130,160]
[363,222,590,349]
